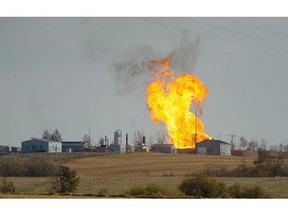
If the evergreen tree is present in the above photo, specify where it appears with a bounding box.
[42,129,51,140]
[51,129,63,141]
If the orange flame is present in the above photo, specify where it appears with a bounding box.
[146,58,211,149]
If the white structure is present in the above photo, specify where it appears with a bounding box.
[114,130,122,146]
[21,139,62,153]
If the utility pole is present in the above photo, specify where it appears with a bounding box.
[230,135,236,150]
[89,124,91,151]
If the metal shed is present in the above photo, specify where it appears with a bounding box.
[62,141,84,152]
[150,144,175,154]
[196,140,232,156]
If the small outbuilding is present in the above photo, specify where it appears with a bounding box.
[150,144,175,154]
[0,145,9,154]
[109,143,120,153]
[196,139,232,156]
[21,139,62,153]
[62,141,84,152]
[11,146,21,153]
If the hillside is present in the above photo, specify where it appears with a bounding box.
[63,152,255,195]
[2,152,288,197]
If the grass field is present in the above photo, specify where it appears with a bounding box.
[1,152,288,198]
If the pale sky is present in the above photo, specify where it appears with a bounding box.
[1,17,288,147]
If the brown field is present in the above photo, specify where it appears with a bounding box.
[1,152,288,198]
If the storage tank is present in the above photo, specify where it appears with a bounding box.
[114,130,122,145]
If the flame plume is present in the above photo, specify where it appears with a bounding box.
[146,58,211,149]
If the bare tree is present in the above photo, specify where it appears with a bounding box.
[133,129,145,152]
[133,129,145,146]
[239,136,248,150]
[83,134,92,151]
[279,143,284,152]
[247,139,258,151]
[155,131,167,144]
[148,133,155,146]
[260,139,267,150]
[283,144,288,152]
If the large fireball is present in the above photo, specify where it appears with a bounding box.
[146,58,211,149]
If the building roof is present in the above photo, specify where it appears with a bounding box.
[196,139,231,145]
[22,139,62,143]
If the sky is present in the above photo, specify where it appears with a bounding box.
[1,17,288,147]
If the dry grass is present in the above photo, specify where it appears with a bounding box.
[2,152,288,198]
[64,152,253,177]
[217,177,288,198]
[63,152,254,195]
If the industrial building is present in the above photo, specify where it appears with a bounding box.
[11,146,21,153]
[62,141,85,152]
[21,139,62,153]
[109,143,120,152]
[196,139,232,156]
[150,144,175,154]
[0,145,9,154]
[110,130,121,153]
[109,130,131,153]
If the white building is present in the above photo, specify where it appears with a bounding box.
[21,139,62,153]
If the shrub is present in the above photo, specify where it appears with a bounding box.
[0,157,28,176]
[198,164,232,177]
[178,175,270,198]
[232,163,254,177]
[231,149,288,177]
[240,185,271,198]
[0,178,15,194]
[178,175,229,198]
[252,149,286,177]
[50,165,80,193]
[0,156,58,177]
[228,183,270,198]
[124,183,170,197]
[227,183,242,198]
[25,157,58,177]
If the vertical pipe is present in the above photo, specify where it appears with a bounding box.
[194,107,197,145]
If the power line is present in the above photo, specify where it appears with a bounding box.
[222,18,288,38]
[183,18,288,46]
[136,17,195,35]
[136,18,288,53]
[218,134,288,144]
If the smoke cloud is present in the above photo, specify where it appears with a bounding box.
[169,33,199,74]
[112,45,159,95]
[114,45,159,78]
[112,34,199,95]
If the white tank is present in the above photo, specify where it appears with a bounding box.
[114,130,122,145]
[114,131,120,145]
